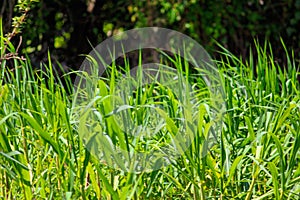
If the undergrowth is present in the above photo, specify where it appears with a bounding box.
[0,24,300,200]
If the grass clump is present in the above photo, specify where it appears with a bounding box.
[0,35,300,200]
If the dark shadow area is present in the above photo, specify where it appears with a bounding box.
[1,0,299,75]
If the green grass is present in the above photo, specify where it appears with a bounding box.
[1,31,300,199]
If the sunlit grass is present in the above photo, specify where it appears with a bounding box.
[0,35,300,199]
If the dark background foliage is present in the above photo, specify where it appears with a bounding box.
[1,0,300,70]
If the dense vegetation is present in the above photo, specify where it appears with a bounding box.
[1,0,300,68]
[1,0,300,199]
[1,29,300,200]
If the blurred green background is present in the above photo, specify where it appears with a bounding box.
[1,0,300,69]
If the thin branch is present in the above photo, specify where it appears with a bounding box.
[16,36,22,53]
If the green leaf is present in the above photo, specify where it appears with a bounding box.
[20,112,61,155]
[268,162,279,200]
[226,155,244,186]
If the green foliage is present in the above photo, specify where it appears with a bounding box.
[0,36,300,199]
[0,0,39,62]
[7,0,39,39]
[128,0,300,58]
[0,1,300,199]
[2,0,300,67]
